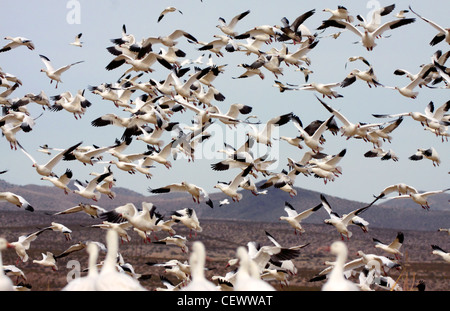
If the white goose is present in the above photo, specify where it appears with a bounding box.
[234,246,276,291]
[321,194,370,240]
[51,203,107,218]
[291,114,334,152]
[388,188,450,210]
[409,6,450,45]
[279,201,323,236]
[0,192,34,212]
[321,241,359,291]
[157,6,183,23]
[317,16,415,51]
[170,208,202,238]
[317,96,382,140]
[73,171,113,202]
[214,165,254,202]
[0,36,35,52]
[182,242,218,291]
[431,245,450,262]
[0,238,14,291]
[95,230,147,291]
[298,82,343,98]
[40,169,73,194]
[373,232,404,260]
[149,181,213,208]
[35,222,73,241]
[217,10,251,37]
[409,147,441,166]
[69,33,83,47]
[32,252,57,271]
[19,141,82,177]
[8,230,44,263]
[247,112,293,147]
[39,54,84,88]
[62,242,99,291]
[101,202,160,241]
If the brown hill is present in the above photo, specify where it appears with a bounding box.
[0,179,448,231]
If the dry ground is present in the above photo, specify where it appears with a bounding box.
[1,213,449,291]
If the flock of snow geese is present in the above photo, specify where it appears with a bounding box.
[0,3,449,291]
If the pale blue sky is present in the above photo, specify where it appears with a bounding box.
[0,0,448,205]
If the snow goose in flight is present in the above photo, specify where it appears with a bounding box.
[170,208,202,238]
[279,40,319,68]
[431,245,450,262]
[0,123,24,150]
[157,6,183,23]
[136,30,199,58]
[62,242,99,291]
[340,67,382,88]
[73,171,113,202]
[247,112,293,147]
[322,241,359,291]
[317,96,383,140]
[321,194,370,240]
[182,242,218,291]
[19,141,82,177]
[35,222,73,241]
[89,221,131,244]
[234,246,275,291]
[364,148,399,162]
[95,230,147,291]
[323,6,354,22]
[373,232,404,260]
[387,188,450,210]
[279,201,323,236]
[40,169,73,195]
[141,140,176,169]
[8,230,45,263]
[291,114,335,153]
[69,33,83,47]
[260,168,300,197]
[309,148,347,177]
[0,238,14,291]
[384,64,436,99]
[317,17,415,51]
[23,91,51,110]
[216,10,251,37]
[233,63,265,79]
[51,203,107,218]
[249,54,284,79]
[214,164,254,202]
[0,192,34,212]
[32,252,57,271]
[409,6,450,46]
[149,182,213,208]
[276,9,316,44]
[0,36,35,52]
[409,147,441,166]
[354,3,396,32]
[298,81,343,98]
[39,54,84,88]
[154,235,189,253]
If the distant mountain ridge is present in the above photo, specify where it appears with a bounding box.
[0,179,448,231]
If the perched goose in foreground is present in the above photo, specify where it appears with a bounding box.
[321,241,359,291]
